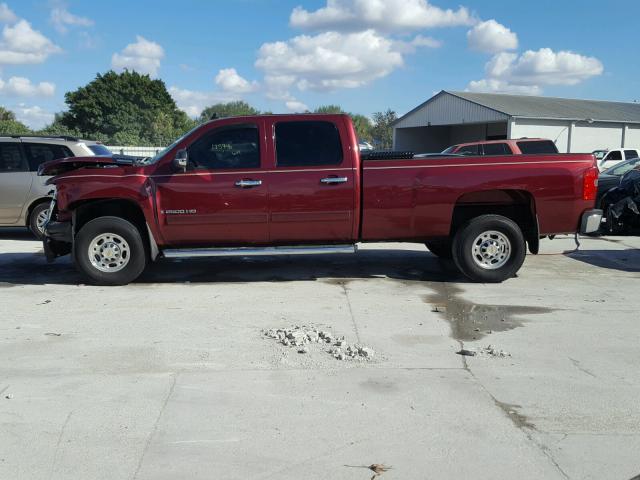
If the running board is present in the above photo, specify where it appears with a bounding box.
[162,244,357,259]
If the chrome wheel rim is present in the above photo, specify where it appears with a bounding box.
[471,230,511,270]
[36,209,49,233]
[88,233,130,273]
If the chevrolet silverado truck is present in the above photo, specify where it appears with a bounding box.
[39,114,602,286]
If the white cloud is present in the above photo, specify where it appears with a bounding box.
[0,19,62,64]
[256,30,404,94]
[467,19,517,54]
[394,34,442,54]
[111,35,164,76]
[290,0,475,32]
[215,68,259,93]
[0,76,55,96]
[50,7,93,34]
[14,104,54,129]
[169,86,238,118]
[467,48,604,94]
[0,2,17,23]
[285,99,309,112]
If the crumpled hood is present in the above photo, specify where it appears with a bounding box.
[38,156,135,177]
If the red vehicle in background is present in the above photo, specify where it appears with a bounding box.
[443,138,559,156]
[39,114,601,286]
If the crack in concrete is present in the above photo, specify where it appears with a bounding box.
[569,357,597,378]
[441,283,570,480]
[132,373,177,480]
[340,282,361,344]
[48,410,73,480]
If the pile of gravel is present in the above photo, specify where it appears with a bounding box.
[263,325,374,361]
[457,344,511,358]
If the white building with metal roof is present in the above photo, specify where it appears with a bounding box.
[393,91,640,154]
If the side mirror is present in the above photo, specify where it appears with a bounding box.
[173,149,188,172]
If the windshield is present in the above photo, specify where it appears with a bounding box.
[603,157,640,176]
[441,146,457,154]
[88,144,113,156]
[139,124,202,165]
[593,150,608,160]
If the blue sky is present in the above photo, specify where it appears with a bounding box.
[1,0,638,129]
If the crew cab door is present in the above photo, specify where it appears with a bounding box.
[154,120,269,245]
[266,118,356,243]
[0,140,32,224]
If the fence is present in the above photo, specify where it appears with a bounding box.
[106,145,165,157]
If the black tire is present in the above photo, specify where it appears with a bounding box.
[73,216,147,286]
[28,202,50,240]
[452,214,526,283]
[425,240,453,259]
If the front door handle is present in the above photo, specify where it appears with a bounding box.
[320,177,348,185]
[235,179,263,188]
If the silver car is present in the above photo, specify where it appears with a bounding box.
[0,136,105,239]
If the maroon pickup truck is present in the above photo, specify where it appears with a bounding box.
[39,114,601,286]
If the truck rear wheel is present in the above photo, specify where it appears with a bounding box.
[73,216,147,286]
[452,214,526,283]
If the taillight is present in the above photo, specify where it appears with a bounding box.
[583,166,599,201]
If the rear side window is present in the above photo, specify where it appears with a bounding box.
[23,143,74,171]
[604,150,622,161]
[516,140,558,154]
[482,143,513,155]
[188,125,260,170]
[0,143,26,172]
[275,121,343,167]
[456,144,480,155]
[624,150,638,159]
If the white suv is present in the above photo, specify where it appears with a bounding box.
[594,148,640,171]
[0,135,104,239]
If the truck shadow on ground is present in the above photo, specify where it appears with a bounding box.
[0,249,467,286]
[564,249,640,273]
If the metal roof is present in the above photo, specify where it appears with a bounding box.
[449,91,640,123]
[394,90,640,126]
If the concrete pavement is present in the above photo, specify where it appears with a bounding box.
[1,228,639,479]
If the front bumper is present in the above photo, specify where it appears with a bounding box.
[580,209,603,234]
[43,221,72,262]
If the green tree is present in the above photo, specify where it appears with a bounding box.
[59,70,193,146]
[314,105,344,114]
[37,113,83,138]
[350,113,373,142]
[371,109,397,150]
[0,107,31,135]
[314,105,372,142]
[199,101,260,122]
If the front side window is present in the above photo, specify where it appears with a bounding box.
[482,143,513,155]
[23,143,73,171]
[188,125,260,170]
[456,144,480,155]
[275,121,343,167]
[604,150,622,161]
[0,143,26,172]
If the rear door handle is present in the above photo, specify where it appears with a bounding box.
[235,179,262,188]
[320,177,348,185]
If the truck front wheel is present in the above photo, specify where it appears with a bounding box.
[452,215,526,283]
[74,216,147,286]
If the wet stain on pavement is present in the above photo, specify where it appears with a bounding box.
[359,378,398,393]
[424,283,553,341]
[494,400,536,430]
